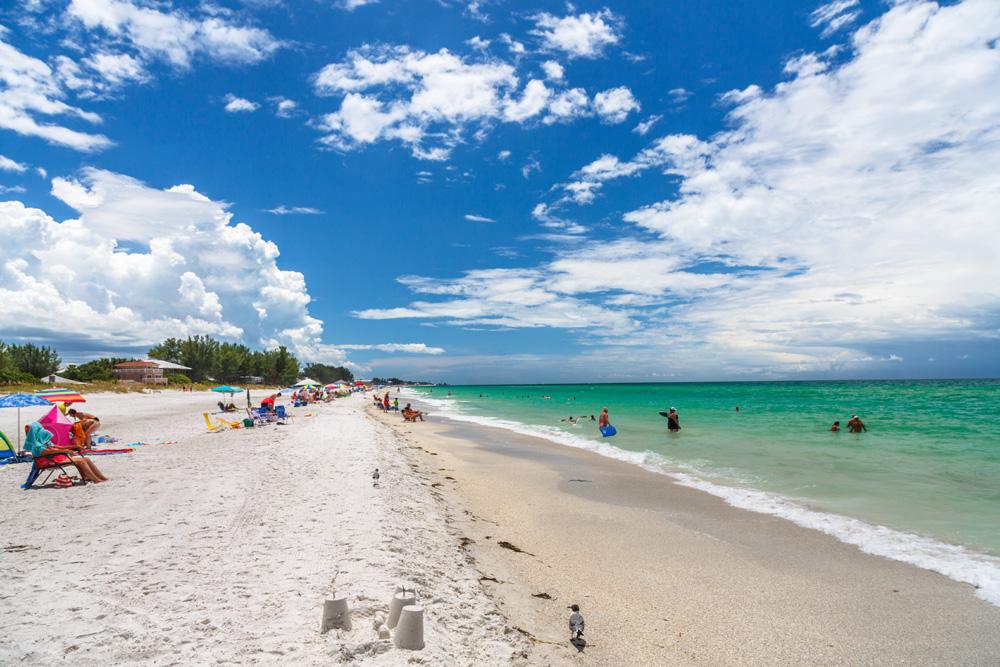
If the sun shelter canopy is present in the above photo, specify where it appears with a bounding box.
[294,378,321,387]
[39,405,73,447]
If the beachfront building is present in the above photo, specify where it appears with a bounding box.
[113,361,167,385]
[144,358,192,373]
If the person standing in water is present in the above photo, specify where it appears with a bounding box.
[830,420,841,432]
[598,407,610,429]
[666,407,681,432]
[847,415,867,433]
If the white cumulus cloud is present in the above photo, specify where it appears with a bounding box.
[593,86,640,123]
[0,168,345,363]
[531,9,622,59]
[362,0,1000,377]
[224,94,258,112]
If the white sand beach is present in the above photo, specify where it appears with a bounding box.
[0,391,524,665]
[6,389,1000,666]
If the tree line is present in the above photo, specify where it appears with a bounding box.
[0,342,61,383]
[0,335,354,387]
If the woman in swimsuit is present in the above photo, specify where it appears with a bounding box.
[67,409,100,448]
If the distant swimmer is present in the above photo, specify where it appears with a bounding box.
[830,420,841,432]
[666,407,681,431]
[735,406,740,412]
[847,415,867,433]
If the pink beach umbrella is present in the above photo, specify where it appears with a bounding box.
[38,405,74,447]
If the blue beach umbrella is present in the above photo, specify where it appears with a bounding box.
[0,393,55,450]
[211,385,243,394]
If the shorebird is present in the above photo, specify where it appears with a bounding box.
[372,468,380,487]
[568,604,585,640]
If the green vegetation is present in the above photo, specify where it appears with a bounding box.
[61,358,125,382]
[302,363,354,385]
[0,335,359,389]
[0,342,61,384]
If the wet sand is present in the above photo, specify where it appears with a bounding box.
[372,405,1000,666]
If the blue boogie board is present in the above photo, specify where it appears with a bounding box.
[600,425,617,437]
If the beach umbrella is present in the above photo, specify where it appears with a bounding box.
[211,385,243,394]
[0,393,55,449]
[35,388,86,404]
[294,378,321,388]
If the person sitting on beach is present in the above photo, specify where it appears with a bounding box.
[24,422,108,484]
[402,403,425,422]
[847,415,867,433]
[830,420,840,432]
[67,409,100,448]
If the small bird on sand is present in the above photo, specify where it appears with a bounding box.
[568,604,585,640]
[372,468,380,487]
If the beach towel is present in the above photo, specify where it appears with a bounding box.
[82,448,134,455]
[24,423,54,458]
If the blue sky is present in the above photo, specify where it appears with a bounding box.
[1,0,999,382]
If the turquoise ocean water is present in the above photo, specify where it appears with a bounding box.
[406,380,1000,605]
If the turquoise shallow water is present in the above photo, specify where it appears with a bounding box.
[410,380,1000,560]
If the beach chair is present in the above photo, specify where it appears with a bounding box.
[248,407,274,426]
[21,454,79,490]
[203,412,225,432]
[275,405,292,423]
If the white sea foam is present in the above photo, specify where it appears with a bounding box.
[406,390,1000,607]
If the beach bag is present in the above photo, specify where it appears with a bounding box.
[54,474,73,488]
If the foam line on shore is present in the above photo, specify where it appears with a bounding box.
[406,390,1000,607]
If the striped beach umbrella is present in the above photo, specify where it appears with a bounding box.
[35,388,87,404]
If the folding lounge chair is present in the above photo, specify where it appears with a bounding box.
[22,453,79,489]
[203,412,225,432]
[275,405,292,423]
[248,407,273,426]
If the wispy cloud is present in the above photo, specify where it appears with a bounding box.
[265,205,324,215]
[810,0,861,38]
[464,213,495,222]
[0,155,28,173]
[337,343,445,354]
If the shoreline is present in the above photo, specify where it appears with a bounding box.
[370,401,1000,665]
[402,390,1000,608]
